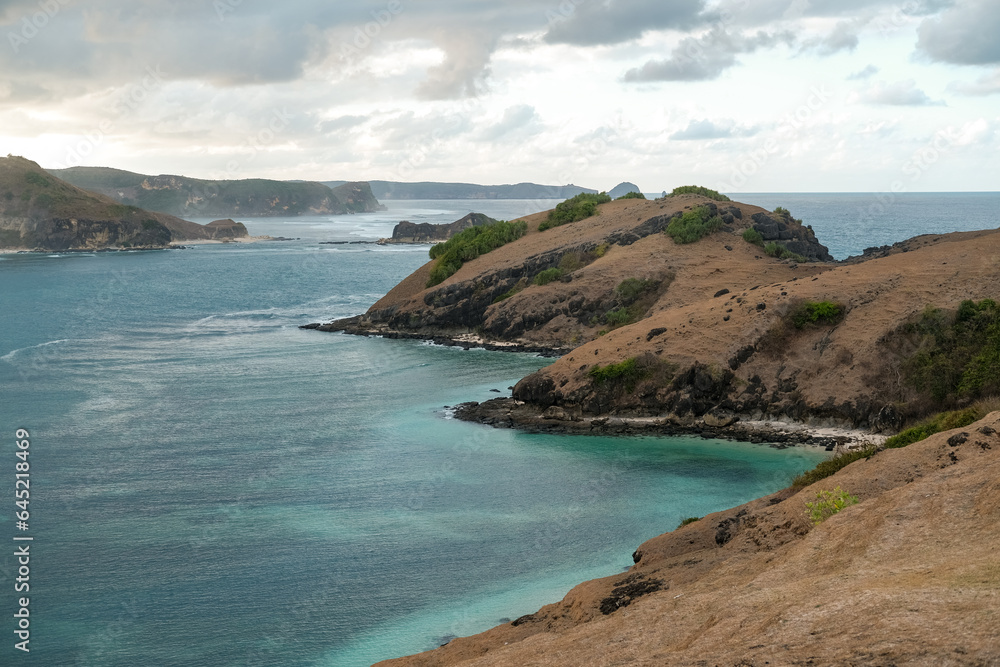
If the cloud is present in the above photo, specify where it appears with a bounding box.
[858,79,943,106]
[416,30,497,100]
[917,0,1000,65]
[670,119,757,140]
[543,0,706,46]
[948,69,1000,96]
[480,105,541,141]
[623,29,794,82]
[847,64,879,80]
[802,20,863,55]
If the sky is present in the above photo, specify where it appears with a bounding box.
[1,0,998,193]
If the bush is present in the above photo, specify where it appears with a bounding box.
[791,447,875,488]
[588,358,642,386]
[805,486,858,525]
[24,171,50,187]
[665,205,724,244]
[615,278,658,305]
[900,299,1000,403]
[677,517,700,529]
[742,228,764,246]
[764,241,808,263]
[600,278,664,329]
[884,407,984,449]
[539,193,612,231]
[533,268,564,286]
[603,308,635,328]
[616,191,646,200]
[426,220,528,287]
[791,301,843,329]
[668,185,731,202]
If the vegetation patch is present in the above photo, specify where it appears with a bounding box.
[493,278,527,304]
[677,517,700,529]
[538,193,612,232]
[805,486,858,525]
[533,268,564,286]
[884,406,985,449]
[792,448,875,488]
[426,220,528,287]
[667,185,731,202]
[598,277,666,329]
[589,357,642,386]
[764,241,807,263]
[791,301,844,329]
[665,205,724,244]
[588,353,676,393]
[897,299,1000,404]
[742,228,764,246]
[616,191,646,200]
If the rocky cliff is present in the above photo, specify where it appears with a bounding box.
[0,156,248,250]
[49,166,385,217]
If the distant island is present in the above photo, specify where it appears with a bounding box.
[378,212,498,245]
[322,180,597,200]
[607,181,642,199]
[50,166,385,218]
[1,156,249,251]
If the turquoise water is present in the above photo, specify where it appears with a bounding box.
[2,195,991,666]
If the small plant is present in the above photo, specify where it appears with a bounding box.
[533,268,564,286]
[539,192,612,231]
[668,185,731,202]
[665,205,724,244]
[616,191,646,200]
[805,486,858,525]
[742,228,764,246]
[791,301,844,329]
[604,307,634,327]
[764,241,808,263]
[677,517,700,529]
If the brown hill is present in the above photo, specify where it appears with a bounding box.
[314,194,999,431]
[377,411,1000,666]
[0,156,247,250]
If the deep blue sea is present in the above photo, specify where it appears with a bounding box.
[1,194,996,666]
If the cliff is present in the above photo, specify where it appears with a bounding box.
[49,166,384,217]
[377,411,1000,666]
[0,156,247,250]
[323,180,597,200]
[380,213,499,244]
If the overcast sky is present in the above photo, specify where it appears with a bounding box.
[1,0,997,192]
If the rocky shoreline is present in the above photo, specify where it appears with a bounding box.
[453,397,884,452]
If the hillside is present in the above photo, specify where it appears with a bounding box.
[50,166,384,217]
[322,180,596,200]
[378,411,1000,666]
[312,192,999,433]
[0,156,247,250]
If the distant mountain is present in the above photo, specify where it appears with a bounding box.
[608,182,642,199]
[49,166,385,218]
[322,180,597,200]
[0,156,247,251]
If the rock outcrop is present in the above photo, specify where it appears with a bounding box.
[379,213,498,245]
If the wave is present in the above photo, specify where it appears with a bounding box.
[1,338,73,362]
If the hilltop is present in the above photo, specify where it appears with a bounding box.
[0,156,247,251]
[50,166,384,218]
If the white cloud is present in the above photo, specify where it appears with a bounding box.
[858,80,944,106]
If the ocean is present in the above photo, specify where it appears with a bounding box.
[1,194,996,666]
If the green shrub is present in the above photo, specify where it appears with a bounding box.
[588,358,642,386]
[538,193,612,231]
[764,241,808,263]
[805,486,858,525]
[668,185,731,202]
[600,278,663,329]
[616,191,646,200]
[791,447,875,488]
[533,268,564,286]
[615,278,657,305]
[426,220,528,287]
[142,219,160,230]
[884,407,984,449]
[603,307,635,328]
[665,205,724,244]
[24,171,50,187]
[677,517,700,529]
[791,301,843,329]
[900,299,1000,403]
[742,228,764,246]
[493,281,525,303]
